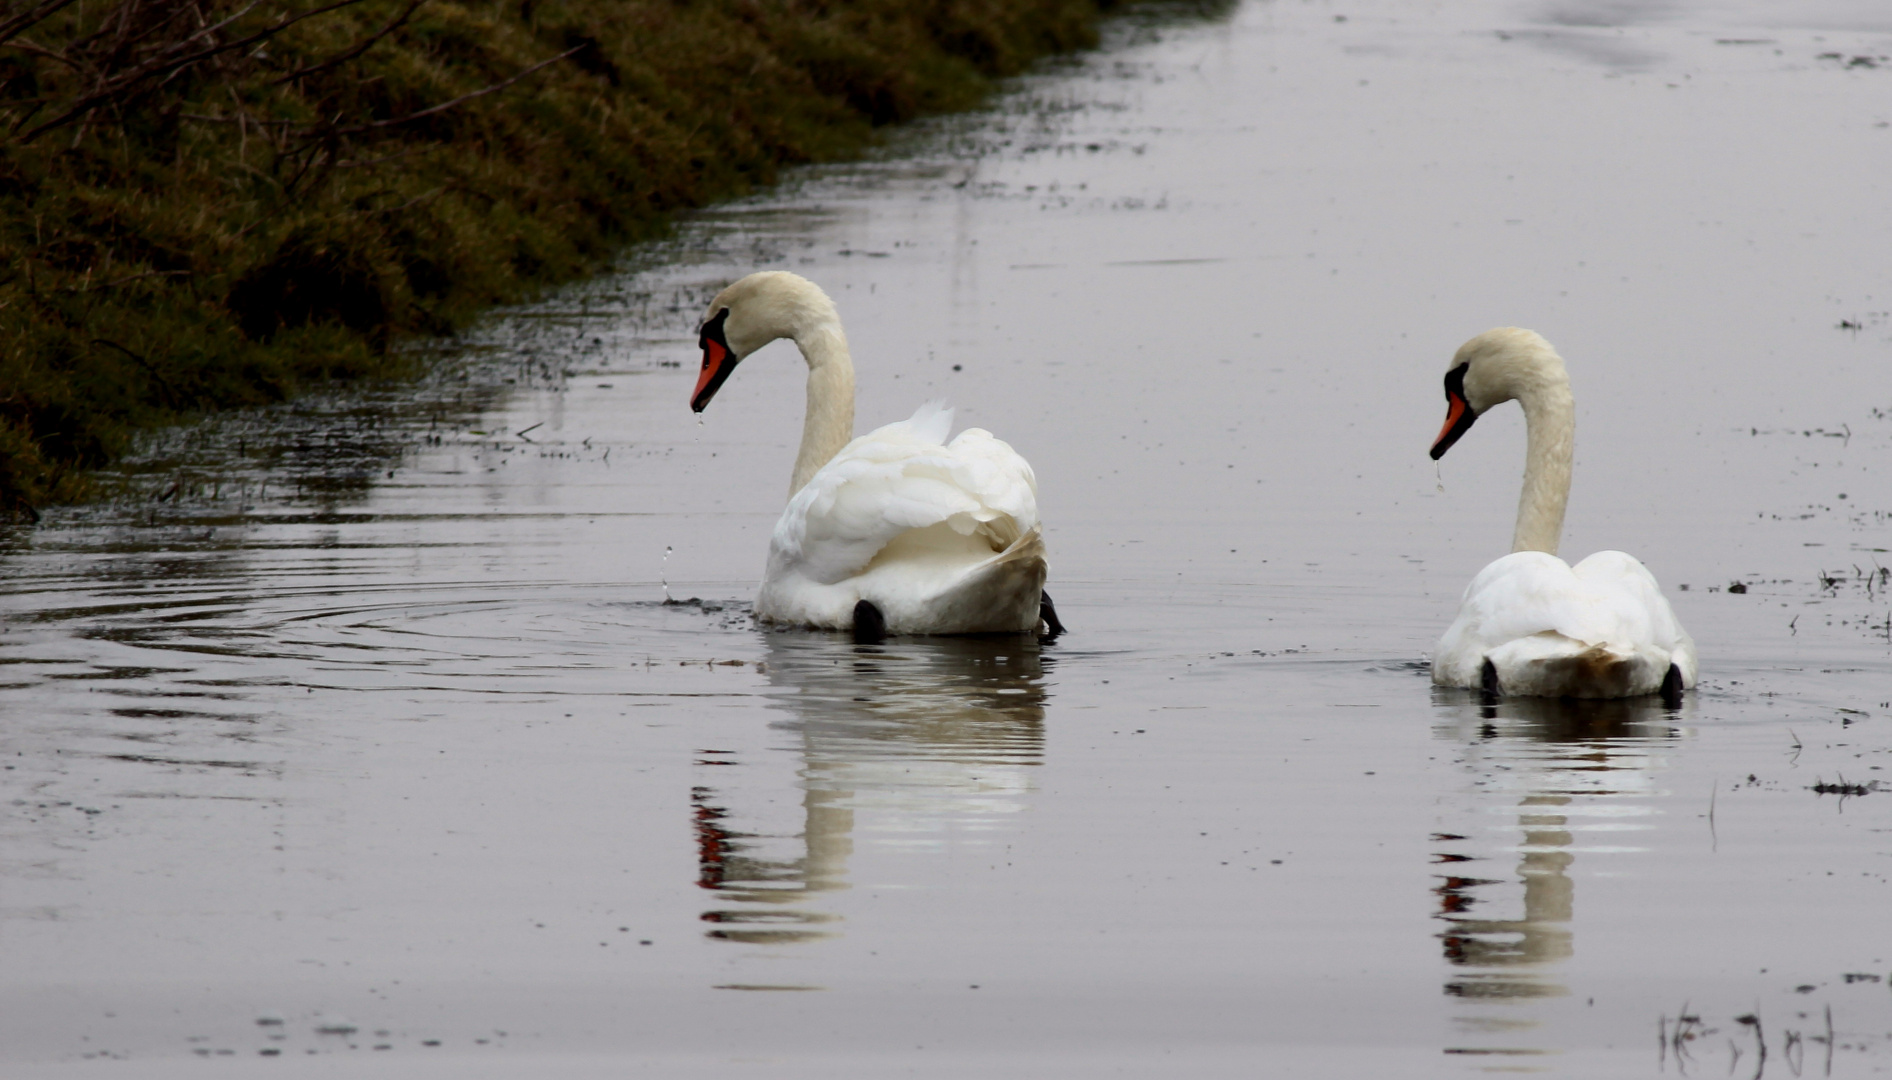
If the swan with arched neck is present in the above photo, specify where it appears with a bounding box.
[690,271,1060,639]
[1428,327,1695,701]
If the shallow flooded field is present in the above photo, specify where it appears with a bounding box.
[4,0,1892,1076]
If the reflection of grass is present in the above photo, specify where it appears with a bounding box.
[0,0,1228,517]
[1661,1003,1838,1078]
[1810,775,1878,797]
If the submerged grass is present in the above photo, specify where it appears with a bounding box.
[0,0,1213,517]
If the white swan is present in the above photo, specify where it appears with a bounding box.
[689,271,1059,640]
[1428,328,1695,701]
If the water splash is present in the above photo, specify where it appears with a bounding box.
[662,545,674,603]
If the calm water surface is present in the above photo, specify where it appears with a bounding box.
[4,0,1892,1076]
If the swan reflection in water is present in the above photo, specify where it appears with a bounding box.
[693,633,1051,944]
[1430,691,1685,1049]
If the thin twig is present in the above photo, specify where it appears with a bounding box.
[332,145,432,170]
[368,184,445,216]
[0,0,82,48]
[2,37,86,68]
[179,111,299,126]
[56,268,190,293]
[1708,778,1718,850]
[1824,1005,1834,1077]
[90,337,180,405]
[327,45,582,136]
[268,0,425,86]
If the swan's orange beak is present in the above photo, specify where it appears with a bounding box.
[1430,362,1476,460]
[691,309,737,413]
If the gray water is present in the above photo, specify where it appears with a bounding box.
[4,1,1892,1076]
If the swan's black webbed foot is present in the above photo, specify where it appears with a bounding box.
[851,600,887,645]
[1659,663,1685,710]
[1479,659,1502,712]
[1038,590,1066,640]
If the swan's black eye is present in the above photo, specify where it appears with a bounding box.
[1443,362,1468,401]
[699,307,730,351]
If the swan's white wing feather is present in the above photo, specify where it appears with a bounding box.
[771,405,1040,588]
[1448,552,1636,647]
[1572,550,1697,682]
[901,399,955,446]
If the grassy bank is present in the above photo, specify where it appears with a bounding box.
[0,0,1173,518]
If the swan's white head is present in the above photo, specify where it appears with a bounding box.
[1429,327,1566,460]
[691,271,841,412]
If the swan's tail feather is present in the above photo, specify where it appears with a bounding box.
[986,523,1044,566]
[1559,645,1648,699]
[1482,634,1672,699]
[873,525,1045,634]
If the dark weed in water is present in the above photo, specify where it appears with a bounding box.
[1809,776,1878,797]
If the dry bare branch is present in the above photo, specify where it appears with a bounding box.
[10,0,368,144]
[0,0,82,48]
[269,0,424,86]
[329,45,583,137]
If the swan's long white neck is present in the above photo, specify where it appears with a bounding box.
[706,271,859,498]
[790,323,855,498]
[1505,354,1574,556]
[1451,327,1576,556]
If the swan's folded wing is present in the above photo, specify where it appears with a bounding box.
[771,414,1041,587]
[942,427,1039,530]
[1447,553,1579,646]
[1451,550,1687,652]
[1571,550,1693,656]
